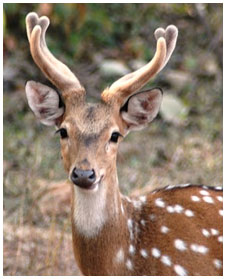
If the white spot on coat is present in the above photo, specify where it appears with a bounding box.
[126,259,133,270]
[161,255,171,266]
[190,244,208,254]
[210,228,219,235]
[129,244,135,255]
[174,264,188,276]
[200,190,209,196]
[127,219,133,228]
[140,219,146,226]
[219,209,223,216]
[185,209,194,217]
[202,228,210,237]
[166,206,175,213]
[115,248,124,263]
[152,248,161,258]
[160,226,169,234]
[203,196,214,204]
[134,222,140,235]
[191,195,200,202]
[127,219,134,240]
[174,239,187,251]
[217,196,223,202]
[155,198,165,208]
[174,204,184,213]
[218,236,223,243]
[140,249,148,258]
[213,259,222,269]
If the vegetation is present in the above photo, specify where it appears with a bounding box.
[3,3,222,275]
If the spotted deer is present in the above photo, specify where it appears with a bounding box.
[25,12,223,276]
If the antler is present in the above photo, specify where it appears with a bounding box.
[26,12,84,96]
[101,25,178,105]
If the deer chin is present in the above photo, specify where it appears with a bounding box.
[73,175,104,193]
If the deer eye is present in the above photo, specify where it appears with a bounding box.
[110,132,121,143]
[56,128,68,139]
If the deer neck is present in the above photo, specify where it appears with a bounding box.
[71,169,144,275]
[71,167,125,238]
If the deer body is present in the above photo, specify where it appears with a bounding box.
[71,173,223,276]
[25,12,223,276]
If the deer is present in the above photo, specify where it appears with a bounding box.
[24,12,223,276]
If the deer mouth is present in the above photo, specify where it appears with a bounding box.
[72,175,103,192]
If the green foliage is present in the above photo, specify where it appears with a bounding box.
[3,9,6,34]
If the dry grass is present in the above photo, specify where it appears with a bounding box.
[4,216,81,276]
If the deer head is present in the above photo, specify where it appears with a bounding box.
[25,12,178,192]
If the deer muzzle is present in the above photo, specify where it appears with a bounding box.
[71,168,98,190]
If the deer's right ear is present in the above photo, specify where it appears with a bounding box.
[25,81,64,126]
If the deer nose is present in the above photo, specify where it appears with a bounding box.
[71,168,96,189]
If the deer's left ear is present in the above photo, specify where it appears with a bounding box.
[120,88,163,131]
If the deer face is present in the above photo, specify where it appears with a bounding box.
[25,13,177,192]
[59,101,122,191]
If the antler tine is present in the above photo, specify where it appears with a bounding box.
[26,12,84,96]
[154,25,178,72]
[101,25,178,106]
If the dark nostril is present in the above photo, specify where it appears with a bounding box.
[73,170,78,178]
[89,169,95,180]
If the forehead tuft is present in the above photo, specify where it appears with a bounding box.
[64,102,112,134]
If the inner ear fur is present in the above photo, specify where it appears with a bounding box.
[120,87,163,131]
[25,81,65,126]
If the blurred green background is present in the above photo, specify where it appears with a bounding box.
[3,3,222,276]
